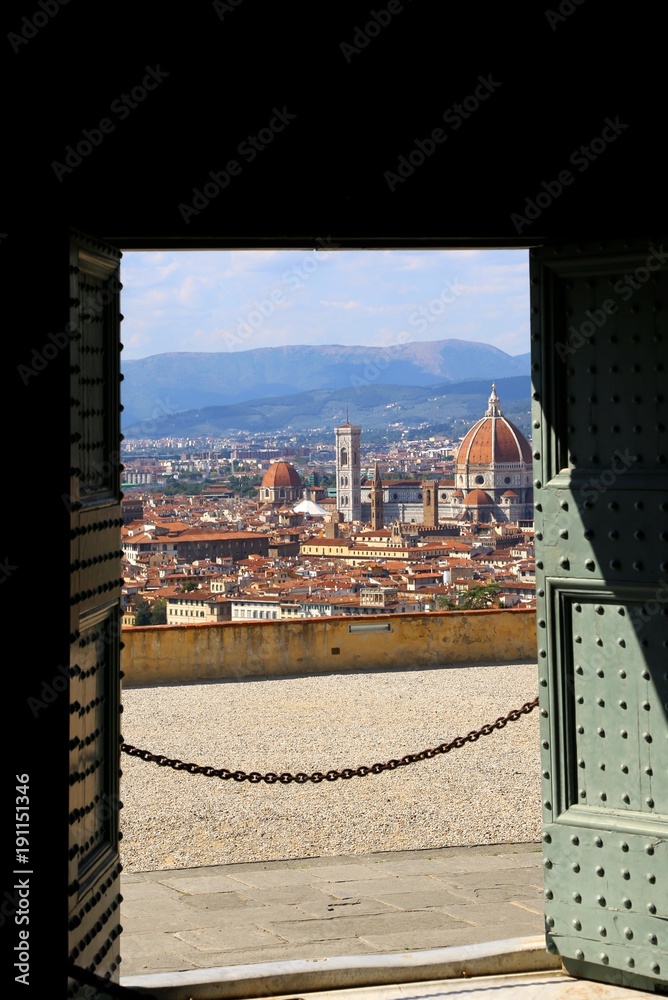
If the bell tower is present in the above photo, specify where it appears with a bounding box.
[335,417,361,522]
[422,479,438,527]
[370,462,384,530]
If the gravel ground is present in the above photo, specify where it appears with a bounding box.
[119,663,541,873]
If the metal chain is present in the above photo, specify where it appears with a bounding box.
[121,697,538,785]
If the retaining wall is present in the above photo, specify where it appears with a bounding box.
[121,609,537,686]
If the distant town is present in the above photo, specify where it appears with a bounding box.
[120,386,535,626]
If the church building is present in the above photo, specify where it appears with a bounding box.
[258,460,303,507]
[336,385,533,525]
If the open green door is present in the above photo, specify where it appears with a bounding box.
[533,238,668,990]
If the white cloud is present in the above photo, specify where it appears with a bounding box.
[318,300,362,309]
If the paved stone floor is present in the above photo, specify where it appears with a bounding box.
[119,842,546,977]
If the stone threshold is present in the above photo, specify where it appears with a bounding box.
[121,934,561,1000]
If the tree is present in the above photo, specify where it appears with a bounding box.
[438,583,502,611]
[133,597,152,626]
[181,579,199,592]
[149,599,167,624]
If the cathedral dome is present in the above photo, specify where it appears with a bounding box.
[457,385,532,466]
[261,461,302,490]
[463,488,494,505]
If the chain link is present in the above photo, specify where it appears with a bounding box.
[121,697,538,785]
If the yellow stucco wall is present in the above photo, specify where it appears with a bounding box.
[121,609,537,687]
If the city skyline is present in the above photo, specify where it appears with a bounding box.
[120,248,530,361]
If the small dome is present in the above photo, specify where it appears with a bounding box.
[501,489,518,497]
[464,488,494,505]
[261,461,302,490]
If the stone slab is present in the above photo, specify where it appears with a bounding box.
[437,901,544,927]
[119,902,204,935]
[177,890,264,911]
[238,903,326,925]
[358,928,486,952]
[119,930,203,972]
[158,873,253,894]
[175,924,288,953]
[233,886,341,907]
[358,924,543,953]
[262,911,471,945]
[327,876,471,899]
[372,889,480,911]
[224,869,334,889]
[310,865,406,883]
[433,877,542,903]
[119,878,188,901]
[378,855,541,878]
[150,937,380,971]
[295,898,398,919]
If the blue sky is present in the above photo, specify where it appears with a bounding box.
[120,248,530,361]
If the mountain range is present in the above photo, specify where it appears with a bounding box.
[123,377,532,439]
[121,339,530,430]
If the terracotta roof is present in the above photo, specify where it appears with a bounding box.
[457,411,532,466]
[174,531,263,542]
[463,488,494,505]
[261,461,302,489]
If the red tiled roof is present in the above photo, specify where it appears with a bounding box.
[458,416,532,465]
[261,462,302,489]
